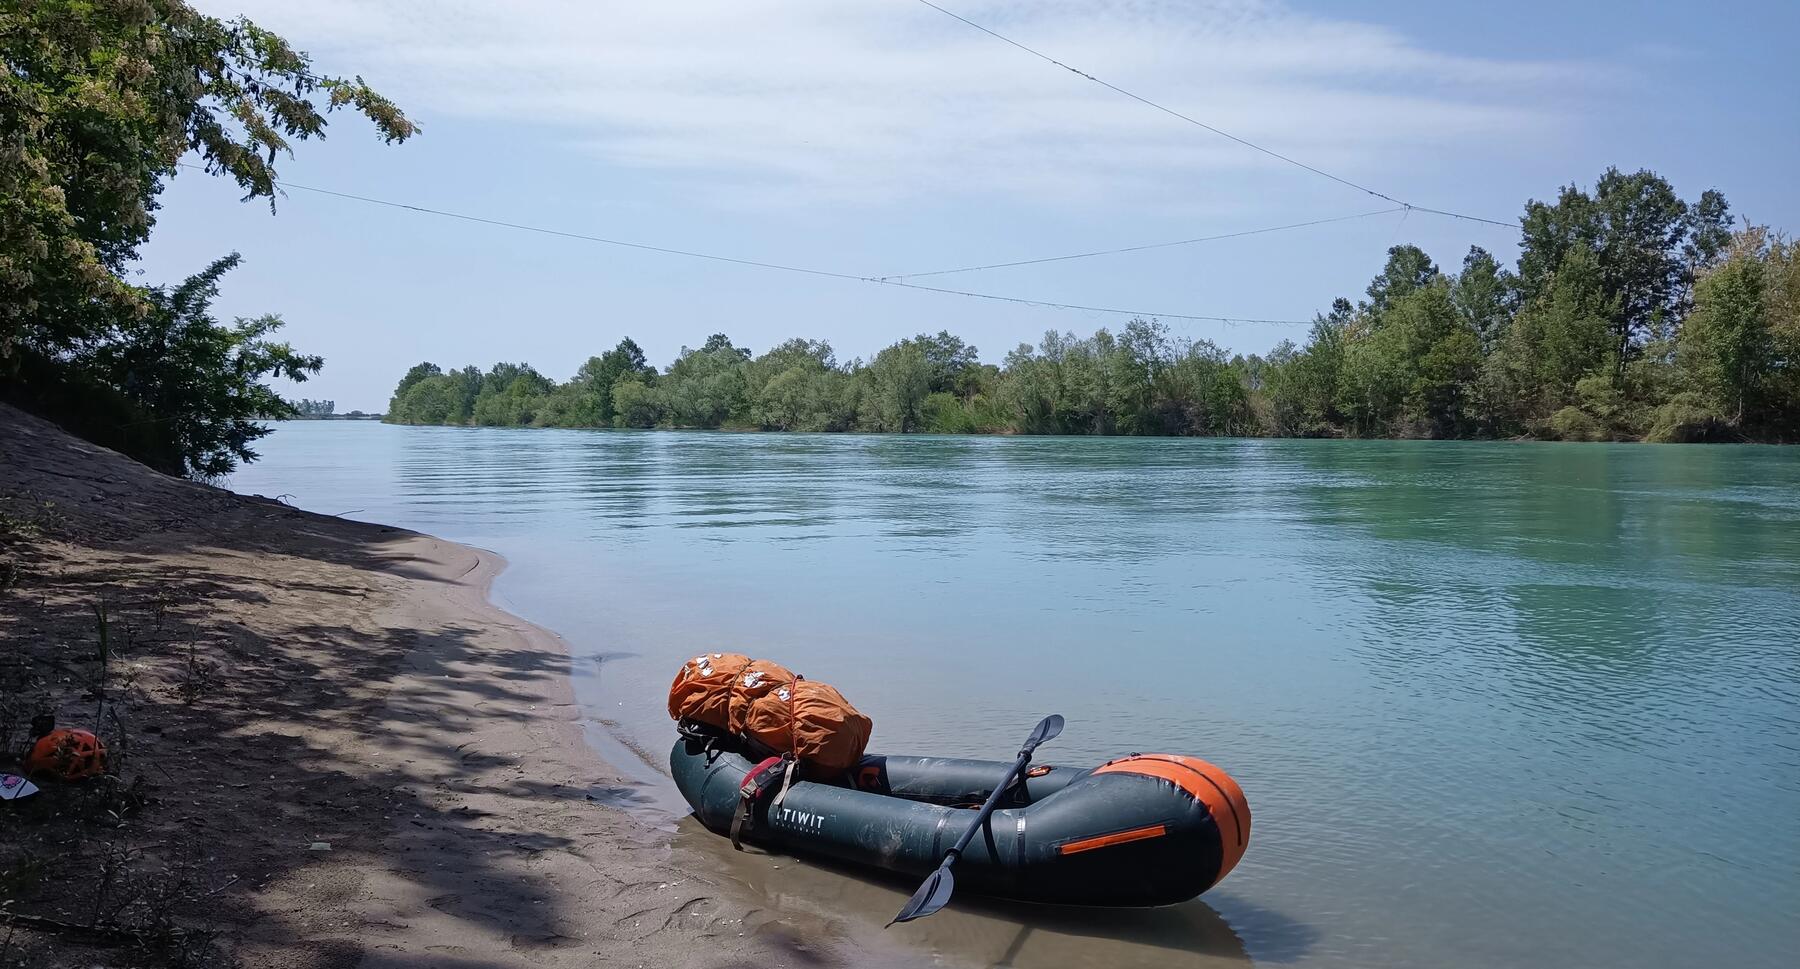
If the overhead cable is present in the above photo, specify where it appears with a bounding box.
[876,207,1404,280]
[179,163,869,283]
[910,0,1515,229]
[175,163,1311,325]
[871,278,1312,325]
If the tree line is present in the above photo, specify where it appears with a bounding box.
[389,169,1798,443]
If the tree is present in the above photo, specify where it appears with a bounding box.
[1677,230,1770,426]
[1364,245,1440,316]
[911,331,981,397]
[567,338,654,426]
[2,0,413,473]
[87,255,322,477]
[1277,299,1354,435]
[1338,283,1479,437]
[1404,292,1483,437]
[1452,247,1513,352]
[1107,319,1168,434]
[390,362,444,415]
[1681,190,1735,295]
[865,342,932,432]
[1505,246,1614,411]
[611,377,663,428]
[396,363,443,396]
[660,341,748,427]
[999,342,1060,434]
[389,375,459,425]
[1155,339,1250,435]
[470,363,552,426]
[745,339,849,431]
[2,0,413,362]
[1518,169,1713,384]
[699,333,751,360]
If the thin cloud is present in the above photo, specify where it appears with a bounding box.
[221,0,1593,205]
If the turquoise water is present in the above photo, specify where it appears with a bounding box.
[231,424,1799,969]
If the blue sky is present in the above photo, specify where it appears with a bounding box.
[139,1,1799,411]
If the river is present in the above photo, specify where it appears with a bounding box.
[230,423,1799,969]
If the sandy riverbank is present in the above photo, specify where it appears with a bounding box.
[1,404,913,968]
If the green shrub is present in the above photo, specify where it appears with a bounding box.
[1645,393,1734,443]
[921,393,975,433]
[1547,406,1605,441]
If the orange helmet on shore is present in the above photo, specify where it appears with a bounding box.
[24,728,107,782]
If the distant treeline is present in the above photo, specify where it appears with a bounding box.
[388,169,1799,442]
[264,400,381,420]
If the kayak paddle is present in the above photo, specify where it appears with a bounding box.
[889,714,1064,925]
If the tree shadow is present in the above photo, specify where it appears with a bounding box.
[4,400,803,967]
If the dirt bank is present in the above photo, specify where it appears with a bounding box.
[1,404,908,968]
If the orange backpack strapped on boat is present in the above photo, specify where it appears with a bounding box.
[669,655,874,776]
[727,659,796,735]
[668,652,750,729]
[744,678,873,775]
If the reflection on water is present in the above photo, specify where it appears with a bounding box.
[233,427,1800,969]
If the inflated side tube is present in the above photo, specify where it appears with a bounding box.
[670,740,1250,906]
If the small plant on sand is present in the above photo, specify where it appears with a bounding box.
[0,500,66,543]
[0,689,51,768]
[177,638,218,705]
[124,590,178,648]
[92,600,112,725]
[0,499,62,592]
[0,513,41,545]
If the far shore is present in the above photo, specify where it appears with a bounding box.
[314,415,1791,445]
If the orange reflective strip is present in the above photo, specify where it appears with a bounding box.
[1057,823,1168,855]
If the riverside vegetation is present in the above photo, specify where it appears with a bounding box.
[1,0,414,478]
[389,172,1798,443]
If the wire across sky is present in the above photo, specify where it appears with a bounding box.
[183,164,1320,326]
[874,208,1407,280]
[909,0,1516,229]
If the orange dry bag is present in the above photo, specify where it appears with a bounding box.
[667,652,750,730]
[727,658,796,736]
[669,655,874,777]
[744,678,873,775]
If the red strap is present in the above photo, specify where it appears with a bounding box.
[739,755,785,796]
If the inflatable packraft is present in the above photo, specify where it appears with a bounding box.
[671,739,1250,906]
[666,654,1250,906]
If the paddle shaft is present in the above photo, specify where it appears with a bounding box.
[891,714,1062,925]
[942,750,1033,862]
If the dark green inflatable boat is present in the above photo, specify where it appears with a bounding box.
[670,737,1251,906]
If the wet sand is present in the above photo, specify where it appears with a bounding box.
[687,819,1255,969]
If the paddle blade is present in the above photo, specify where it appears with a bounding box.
[889,864,955,926]
[1023,714,1064,754]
